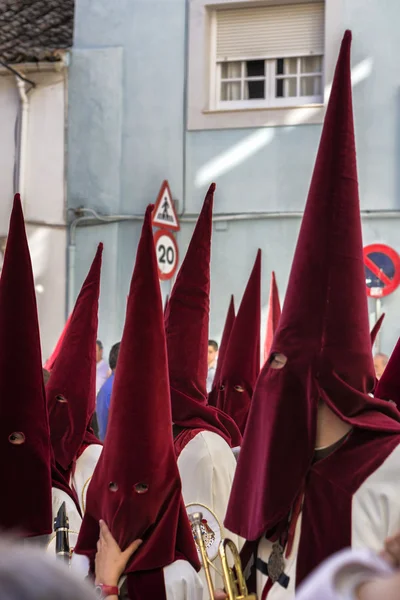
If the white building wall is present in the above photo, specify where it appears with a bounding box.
[0,68,67,361]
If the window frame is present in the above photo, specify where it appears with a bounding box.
[214,54,324,110]
[187,0,344,131]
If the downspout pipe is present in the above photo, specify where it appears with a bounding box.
[15,77,31,205]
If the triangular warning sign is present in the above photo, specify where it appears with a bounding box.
[152,180,180,231]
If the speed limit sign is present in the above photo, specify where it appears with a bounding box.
[154,229,179,281]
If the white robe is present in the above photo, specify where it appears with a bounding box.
[295,548,393,600]
[256,443,400,599]
[177,430,241,597]
[72,443,103,513]
[164,561,204,600]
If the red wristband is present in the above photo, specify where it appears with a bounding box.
[94,583,119,598]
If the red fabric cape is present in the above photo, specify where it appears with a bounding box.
[240,428,400,596]
[171,387,242,450]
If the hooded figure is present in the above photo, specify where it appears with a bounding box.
[165,184,241,452]
[207,295,235,408]
[0,195,52,538]
[225,32,400,600]
[46,245,103,512]
[74,206,201,600]
[165,184,242,593]
[216,251,261,435]
[263,271,281,363]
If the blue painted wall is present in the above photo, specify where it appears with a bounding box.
[67,0,400,358]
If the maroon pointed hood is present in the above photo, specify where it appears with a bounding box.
[208,295,235,408]
[46,245,103,471]
[165,184,241,448]
[0,195,52,536]
[75,206,199,595]
[370,313,385,346]
[43,314,72,372]
[263,271,281,363]
[217,252,261,434]
[164,294,169,318]
[374,336,400,408]
[225,31,400,541]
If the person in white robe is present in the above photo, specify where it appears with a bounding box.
[46,245,104,516]
[164,184,243,597]
[224,32,400,600]
[73,205,203,599]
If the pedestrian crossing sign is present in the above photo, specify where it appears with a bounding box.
[152,180,180,231]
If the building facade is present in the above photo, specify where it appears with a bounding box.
[68,0,400,357]
[0,1,74,360]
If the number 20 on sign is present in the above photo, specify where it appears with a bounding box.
[154,229,179,281]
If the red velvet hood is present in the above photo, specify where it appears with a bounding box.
[225,31,400,541]
[0,195,52,536]
[370,313,385,346]
[374,335,400,407]
[43,314,72,372]
[263,271,281,363]
[165,184,242,447]
[74,206,199,578]
[217,251,261,434]
[46,244,102,471]
[208,295,235,408]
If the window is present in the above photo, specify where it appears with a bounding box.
[212,2,325,110]
[217,55,323,108]
[187,0,341,131]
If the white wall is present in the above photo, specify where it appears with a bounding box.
[0,69,67,360]
[0,77,18,233]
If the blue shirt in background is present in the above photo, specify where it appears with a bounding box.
[96,372,115,441]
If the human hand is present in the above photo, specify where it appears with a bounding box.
[380,530,400,567]
[214,590,227,599]
[95,520,142,586]
[356,572,400,600]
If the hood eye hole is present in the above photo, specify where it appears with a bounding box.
[234,385,245,393]
[56,394,68,403]
[134,482,149,494]
[219,385,225,392]
[9,432,25,445]
[109,482,119,492]
[269,353,287,370]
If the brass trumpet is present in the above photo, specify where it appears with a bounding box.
[189,511,256,600]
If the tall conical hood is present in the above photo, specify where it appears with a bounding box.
[165,184,241,447]
[370,313,385,346]
[208,295,235,408]
[225,31,400,541]
[75,207,199,594]
[375,336,400,408]
[43,314,72,372]
[263,271,281,363]
[163,294,169,318]
[46,244,103,471]
[0,195,52,536]
[217,251,261,434]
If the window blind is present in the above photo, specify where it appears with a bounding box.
[216,2,325,60]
